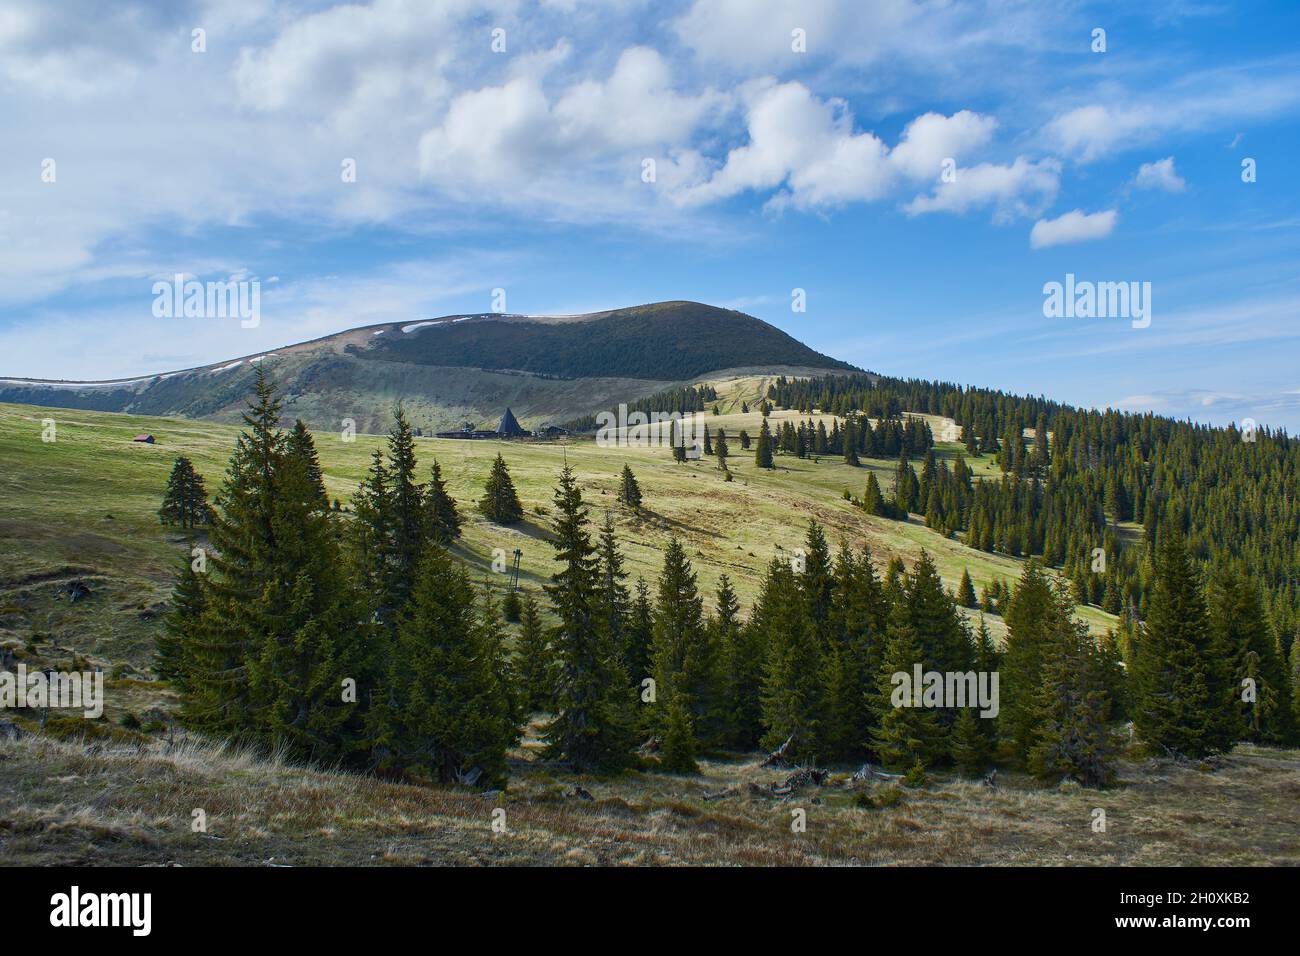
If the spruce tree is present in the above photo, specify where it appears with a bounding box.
[949,706,991,777]
[1027,595,1115,787]
[872,611,942,770]
[1209,566,1291,744]
[624,578,655,695]
[180,367,287,738]
[515,592,555,712]
[755,419,774,469]
[660,696,698,773]
[1132,529,1237,757]
[542,466,636,771]
[759,559,825,761]
[157,552,204,685]
[244,449,373,763]
[998,562,1057,763]
[957,568,977,608]
[424,459,463,543]
[159,456,213,529]
[597,513,632,686]
[373,547,515,786]
[715,429,729,469]
[616,464,642,508]
[863,472,886,516]
[478,453,524,525]
[650,537,723,750]
[384,406,427,610]
[286,419,328,509]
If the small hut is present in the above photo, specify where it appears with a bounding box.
[132,434,156,444]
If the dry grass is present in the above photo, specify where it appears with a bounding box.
[3,729,1296,867]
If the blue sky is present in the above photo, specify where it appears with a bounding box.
[2,0,1299,428]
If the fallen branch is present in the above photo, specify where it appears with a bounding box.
[760,734,795,768]
[851,762,903,784]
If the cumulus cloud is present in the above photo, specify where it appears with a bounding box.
[1134,157,1186,192]
[905,157,1060,221]
[675,81,1012,213]
[1029,209,1117,248]
[416,45,726,205]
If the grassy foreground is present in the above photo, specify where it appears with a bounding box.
[3,727,1296,866]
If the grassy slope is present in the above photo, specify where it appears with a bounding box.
[3,399,1298,866]
[0,398,1112,678]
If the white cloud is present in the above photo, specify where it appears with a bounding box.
[906,156,1060,222]
[1134,156,1186,192]
[1029,209,1117,248]
[676,81,1013,214]
[1044,66,1300,162]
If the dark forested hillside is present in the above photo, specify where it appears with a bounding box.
[770,373,1300,639]
[363,301,857,380]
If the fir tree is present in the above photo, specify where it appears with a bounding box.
[1027,595,1115,787]
[998,562,1057,764]
[373,547,516,786]
[873,611,943,770]
[650,536,723,750]
[157,552,204,685]
[515,592,555,712]
[863,472,886,516]
[755,419,775,469]
[542,466,636,771]
[957,569,977,609]
[616,464,643,508]
[1132,529,1238,757]
[949,706,991,777]
[158,456,213,529]
[286,420,328,509]
[478,453,524,525]
[1209,565,1292,744]
[759,559,825,761]
[424,459,463,543]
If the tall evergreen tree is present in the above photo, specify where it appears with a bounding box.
[759,559,825,760]
[478,453,524,525]
[542,466,636,771]
[179,367,287,738]
[998,562,1057,764]
[956,568,977,608]
[1027,593,1115,786]
[515,592,555,712]
[371,547,516,786]
[872,609,943,770]
[1209,565,1292,744]
[424,459,463,543]
[1132,529,1238,757]
[157,552,204,685]
[158,456,213,529]
[286,419,328,509]
[596,513,632,688]
[650,537,723,750]
[755,419,775,469]
[616,464,643,508]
